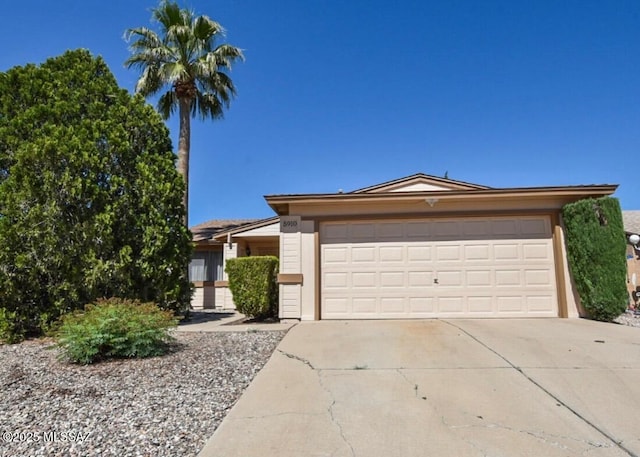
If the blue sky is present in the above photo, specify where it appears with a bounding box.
[1,0,639,226]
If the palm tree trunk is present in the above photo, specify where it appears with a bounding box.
[177,98,191,226]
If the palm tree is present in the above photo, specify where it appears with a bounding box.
[125,0,243,225]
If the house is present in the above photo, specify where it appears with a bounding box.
[623,211,640,306]
[190,218,280,310]
[191,173,618,319]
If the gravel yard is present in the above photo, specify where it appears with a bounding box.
[0,330,286,457]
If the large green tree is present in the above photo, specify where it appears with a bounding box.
[0,49,192,341]
[125,0,244,225]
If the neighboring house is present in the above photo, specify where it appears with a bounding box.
[190,218,279,310]
[623,211,640,307]
[192,173,619,319]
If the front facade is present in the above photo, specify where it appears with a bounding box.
[189,218,279,310]
[193,173,618,319]
[266,174,617,320]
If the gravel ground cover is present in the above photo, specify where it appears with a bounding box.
[0,330,286,457]
[613,308,640,328]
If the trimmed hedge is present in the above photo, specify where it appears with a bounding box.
[56,298,178,364]
[226,256,279,319]
[562,197,628,321]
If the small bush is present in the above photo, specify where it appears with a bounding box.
[226,256,279,319]
[562,197,628,321]
[56,298,178,364]
[0,308,24,344]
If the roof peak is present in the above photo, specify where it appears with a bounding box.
[351,173,491,193]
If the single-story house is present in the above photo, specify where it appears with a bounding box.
[623,211,640,306]
[191,173,619,319]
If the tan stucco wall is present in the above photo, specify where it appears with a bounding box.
[279,231,302,318]
[557,221,584,318]
[286,197,572,218]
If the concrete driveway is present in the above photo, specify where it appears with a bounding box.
[199,319,640,457]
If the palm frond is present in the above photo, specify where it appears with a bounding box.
[157,91,179,120]
[193,91,225,120]
[193,16,224,42]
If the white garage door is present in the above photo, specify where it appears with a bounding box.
[320,216,558,319]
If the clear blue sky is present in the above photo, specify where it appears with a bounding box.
[1,0,639,226]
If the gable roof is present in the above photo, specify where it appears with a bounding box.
[352,173,490,193]
[264,174,618,216]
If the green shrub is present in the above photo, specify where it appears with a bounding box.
[56,298,178,364]
[0,50,192,341]
[0,308,24,344]
[562,197,628,321]
[226,256,279,319]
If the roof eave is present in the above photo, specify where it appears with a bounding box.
[264,185,618,215]
[211,216,280,241]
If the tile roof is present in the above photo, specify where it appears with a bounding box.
[623,211,640,235]
[190,219,258,242]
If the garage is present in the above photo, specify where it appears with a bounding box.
[265,173,618,321]
[320,216,558,319]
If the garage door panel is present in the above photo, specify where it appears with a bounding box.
[437,271,463,286]
[324,272,348,288]
[324,247,349,264]
[406,222,430,239]
[322,223,348,241]
[324,297,349,314]
[468,296,493,313]
[464,244,491,261]
[520,218,550,236]
[408,246,432,261]
[408,271,435,287]
[497,296,525,312]
[491,219,519,236]
[523,243,552,260]
[379,246,404,262]
[436,245,461,261]
[466,270,492,287]
[433,221,462,239]
[321,217,558,319]
[461,220,491,237]
[380,297,404,313]
[409,297,435,313]
[352,246,376,262]
[351,223,375,241]
[377,223,405,239]
[494,244,520,260]
[525,269,552,286]
[352,272,376,287]
[380,271,404,287]
[353,298,377,314]
[527,295,555,313]
[438,296,465,313]
[495,269,522,286]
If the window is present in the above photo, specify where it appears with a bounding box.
[189,250,223,282]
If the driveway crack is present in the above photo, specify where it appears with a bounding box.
[396,369,420,398]
[318,372,356,457]
[440,415,613,451]
[275,350,355,455]
[277,349,316,370]
[443,320,636,457]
